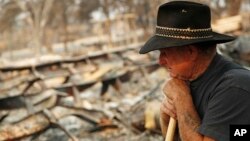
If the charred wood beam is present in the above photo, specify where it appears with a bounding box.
[0,43,142,73]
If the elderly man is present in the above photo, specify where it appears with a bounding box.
[139,1,250,141]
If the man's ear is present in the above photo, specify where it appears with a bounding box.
[187,45,199,61]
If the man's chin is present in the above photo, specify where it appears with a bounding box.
[170,73,179,79]
[170,73,189,80]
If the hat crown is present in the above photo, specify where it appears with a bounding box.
[157,1,211,29]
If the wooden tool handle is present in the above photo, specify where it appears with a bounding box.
[165,117,177,141]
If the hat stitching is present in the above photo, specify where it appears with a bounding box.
[156,26,212,32]
[155,33,213,39]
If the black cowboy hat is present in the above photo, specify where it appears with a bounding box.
[139,1,236,54]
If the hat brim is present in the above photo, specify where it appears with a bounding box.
[139,32,236,54]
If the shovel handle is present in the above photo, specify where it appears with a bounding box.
[165,117,177,141]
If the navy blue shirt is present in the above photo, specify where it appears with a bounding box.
[190,54,250,141]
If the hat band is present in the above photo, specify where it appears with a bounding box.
[155,26,213,39]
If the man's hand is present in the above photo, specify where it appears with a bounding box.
[161,95,177,120]
[160,78,215,141]
[162,78,190,104]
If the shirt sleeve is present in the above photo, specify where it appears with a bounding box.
[198,87,250,141]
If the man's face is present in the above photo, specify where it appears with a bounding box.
[158,46,196,80]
